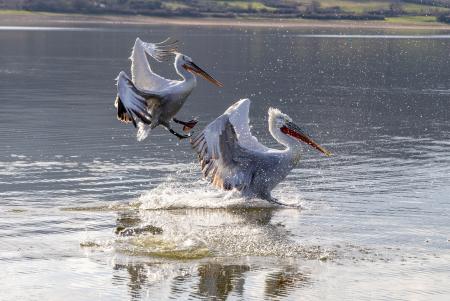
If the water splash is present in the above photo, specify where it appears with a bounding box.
[109,208,336,260]
[138,172,304,210]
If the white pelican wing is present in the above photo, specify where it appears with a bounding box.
[222,98,270,153]
[190,99,268,192]
[115,71,153,127]
[130,38,177,91]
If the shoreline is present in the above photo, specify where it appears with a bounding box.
[1,11,450,30]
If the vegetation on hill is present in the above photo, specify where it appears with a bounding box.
[0,0,449,23]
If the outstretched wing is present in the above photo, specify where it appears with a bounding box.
[130,37,177,91]
[190,99,266,192]
[115,71,154,127]
[224,98,270,153]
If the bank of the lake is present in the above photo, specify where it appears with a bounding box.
[1,10,450,30]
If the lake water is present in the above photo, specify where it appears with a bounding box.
[0,23,449,300]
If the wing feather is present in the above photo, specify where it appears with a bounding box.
[191,99,265,192]
[224,99,270,153]
[115,71,153,127]
[130,37,177,91]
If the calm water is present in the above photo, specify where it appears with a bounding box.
[0,24,449,300]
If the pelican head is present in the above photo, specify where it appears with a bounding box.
[177,53,224,87]
[269,108,331,156]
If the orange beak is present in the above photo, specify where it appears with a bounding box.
[184,61,224,87]
[281,122,332,156]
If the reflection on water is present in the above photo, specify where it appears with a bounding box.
[113,263,149,301]
[112,259,311,301]
[0,23,449,300]
[196,263,250,300]
[75,207,326,300]
[265,268,311,299]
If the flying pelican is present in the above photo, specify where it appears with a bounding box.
[115,38,223,141]
[190,99,331,205]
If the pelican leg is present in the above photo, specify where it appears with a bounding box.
[168,128,191,140]
[173,118,198,133]
[267,197,295,208]
[162,123,191,140]
[160,121,191,140]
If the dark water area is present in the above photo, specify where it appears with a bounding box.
[0,24,449,300]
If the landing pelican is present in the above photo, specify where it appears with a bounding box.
[190,99,331,205]
[115,38,223,141]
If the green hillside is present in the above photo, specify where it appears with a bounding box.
[1,0,450,23]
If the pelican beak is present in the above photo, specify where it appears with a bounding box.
[184,61,223,87]
[281,122,332,156]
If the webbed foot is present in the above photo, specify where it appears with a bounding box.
[173,117,199,133]
[168,127,192,140]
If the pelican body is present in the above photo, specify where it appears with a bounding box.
[190,99,331,205]
[115,38,223,141]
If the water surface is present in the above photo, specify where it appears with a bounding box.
[0,24,449,300]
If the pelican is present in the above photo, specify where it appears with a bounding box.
[115,38,223,141]
[190,99,331,205]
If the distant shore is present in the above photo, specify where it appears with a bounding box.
[1,10,450,30]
